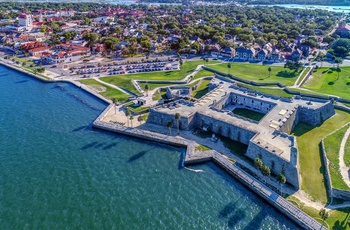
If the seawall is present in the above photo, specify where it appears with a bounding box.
[0,59,111,105]
[92,108,326,230]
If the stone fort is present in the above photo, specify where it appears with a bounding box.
[147,78,335,188]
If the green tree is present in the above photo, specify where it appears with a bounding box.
[82,32,100,48]
[144,84,149,96]
[261,165,271,177]
[102,37,119,51]
[276,173,286,196]
[268,67,272,78]
[167,121,173,135]
[319,208,329,227]
[130,115,134,128]
[112,98,118,114]
[125,109,131,127]
[254,158,263,170]
[175,112,181,135]
[227,62,231,75]
[137,115,144,125]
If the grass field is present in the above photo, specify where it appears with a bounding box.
[286,196,350,229]
[345,133,350,167]
[79,79,130,102]
[191,69,214,81]
[208,62,302,86]
[292,110,350,203]
[124,101,149,113]
[324,124,350,190]
[192,79,211,99]
[296,67,311,86]
[99,60,219,95]
[138,82,173,91]
[232,108,265,121]
[238,83,294,98]
[303,67,350,99]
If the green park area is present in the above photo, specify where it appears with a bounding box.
[303,67,350,99]
[232,108,265,121]
[208,62,302,86]
[99,60,219,95]
[292,110,350,203]
[191,79,211,99]
[79,79,130,103]
[324,124,350,191]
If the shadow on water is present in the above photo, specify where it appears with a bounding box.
[242,209,268,230]
[95,142,106,148]
[81,141,98,150]
[72,126,87,132]
[128,150,148,162]
[102,142,118,150]
[15,80,28,83]
[219,202,237,218]
[228,210,246,228]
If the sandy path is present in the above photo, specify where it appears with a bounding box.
[338,126,350,188]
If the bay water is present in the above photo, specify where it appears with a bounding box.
[0,65,299,229]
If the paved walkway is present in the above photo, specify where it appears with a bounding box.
[338,125,350,188]
[93,77,132,96]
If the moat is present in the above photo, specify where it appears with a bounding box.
[0,65,300,228]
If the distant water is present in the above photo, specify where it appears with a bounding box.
[249,4,350,13]
[0,65,299,229]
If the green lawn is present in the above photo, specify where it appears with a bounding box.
[344,131,350,167]
[232,108,265,121]
[79,79,130,103]
[296,67,311,86]
[139,82,172,91]
[208,63,302,86]
[191,69,214,81]
[192,79,211,99]
[303,67,350,99]
[124,101,148,113]
[286,196,350,229]
[238,83,294,98]
[324,125,350,190]
[292,110,350,203]
[99,60,219,95]
[195,144,212,152]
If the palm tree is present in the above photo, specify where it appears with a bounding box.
[144,84,149,96]
[261,165,271,184]
[125,109,131,127]
[276,173,286,196]
[205,58,209,66]
[130,115,134,127]
[167,121,173,135]
[268,67,272,78]
[227,62,231,75]
[254,158,263,170]
[112,98,118,114]
[137,115,144,125]
[319,208,329,227]
[335,57,343,69]
[175,113,181,135]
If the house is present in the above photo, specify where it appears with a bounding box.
[291,49,303,60]
[299,45,311,57]
[256,49,268,61]
[235,47,256,59]
[220,47,235,58]
[28,46,49,56]
[337,24,350,37]
[269,49,281,61]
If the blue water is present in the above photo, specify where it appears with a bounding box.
[0,65,299,229]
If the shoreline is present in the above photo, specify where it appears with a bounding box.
[0,60,327,229]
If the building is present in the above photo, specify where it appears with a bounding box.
[18,13,33,31]
[337,24,350,37]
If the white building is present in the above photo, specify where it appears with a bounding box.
[18,13,33,31]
